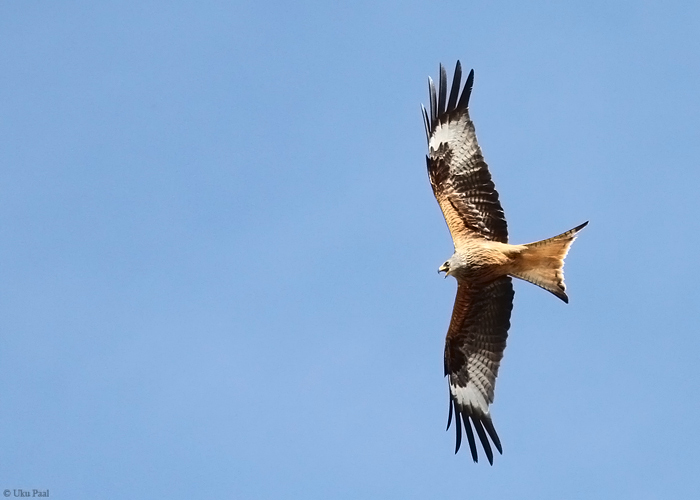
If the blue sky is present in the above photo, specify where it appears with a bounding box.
[1,1,699,498]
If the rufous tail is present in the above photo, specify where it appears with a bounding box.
[509,221,588,303]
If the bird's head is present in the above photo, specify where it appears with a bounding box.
[439,254,460,279]
[439,254,465,279]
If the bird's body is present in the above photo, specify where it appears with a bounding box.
[422,61,587,464]
[442,239,515,282]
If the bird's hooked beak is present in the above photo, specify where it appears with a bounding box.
[438,263,449,278]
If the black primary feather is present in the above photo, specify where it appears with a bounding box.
[421,104,430,144]
[446,397,454,431]
[438,64,447,116]
[463,415,478,463]
[482,417,502,454]
[428,77,437,125]
[447,61,462,112]
[457,68,474,110]
[472,417,494,465]
[454,407,463,454]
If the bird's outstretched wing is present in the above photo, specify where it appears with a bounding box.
[423,62,508,246]
[444,276,514,464]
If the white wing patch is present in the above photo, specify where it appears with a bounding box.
[450,381,490,415]
[429,115,482,178]
[429,120,466,153]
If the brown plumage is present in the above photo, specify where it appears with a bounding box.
[422,61,587,464]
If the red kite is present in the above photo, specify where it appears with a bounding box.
[422,62,587,464]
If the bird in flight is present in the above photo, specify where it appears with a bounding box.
[422,61,587,465]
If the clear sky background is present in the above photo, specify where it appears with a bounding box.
[1,1,699,498]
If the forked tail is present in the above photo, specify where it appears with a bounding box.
[509,221,588,303]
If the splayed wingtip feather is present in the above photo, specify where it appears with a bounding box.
[472,417,494,465]
[463,414,479,463]
[447,61,462,112]
[438,64,447,116]
[457,69,474,110]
